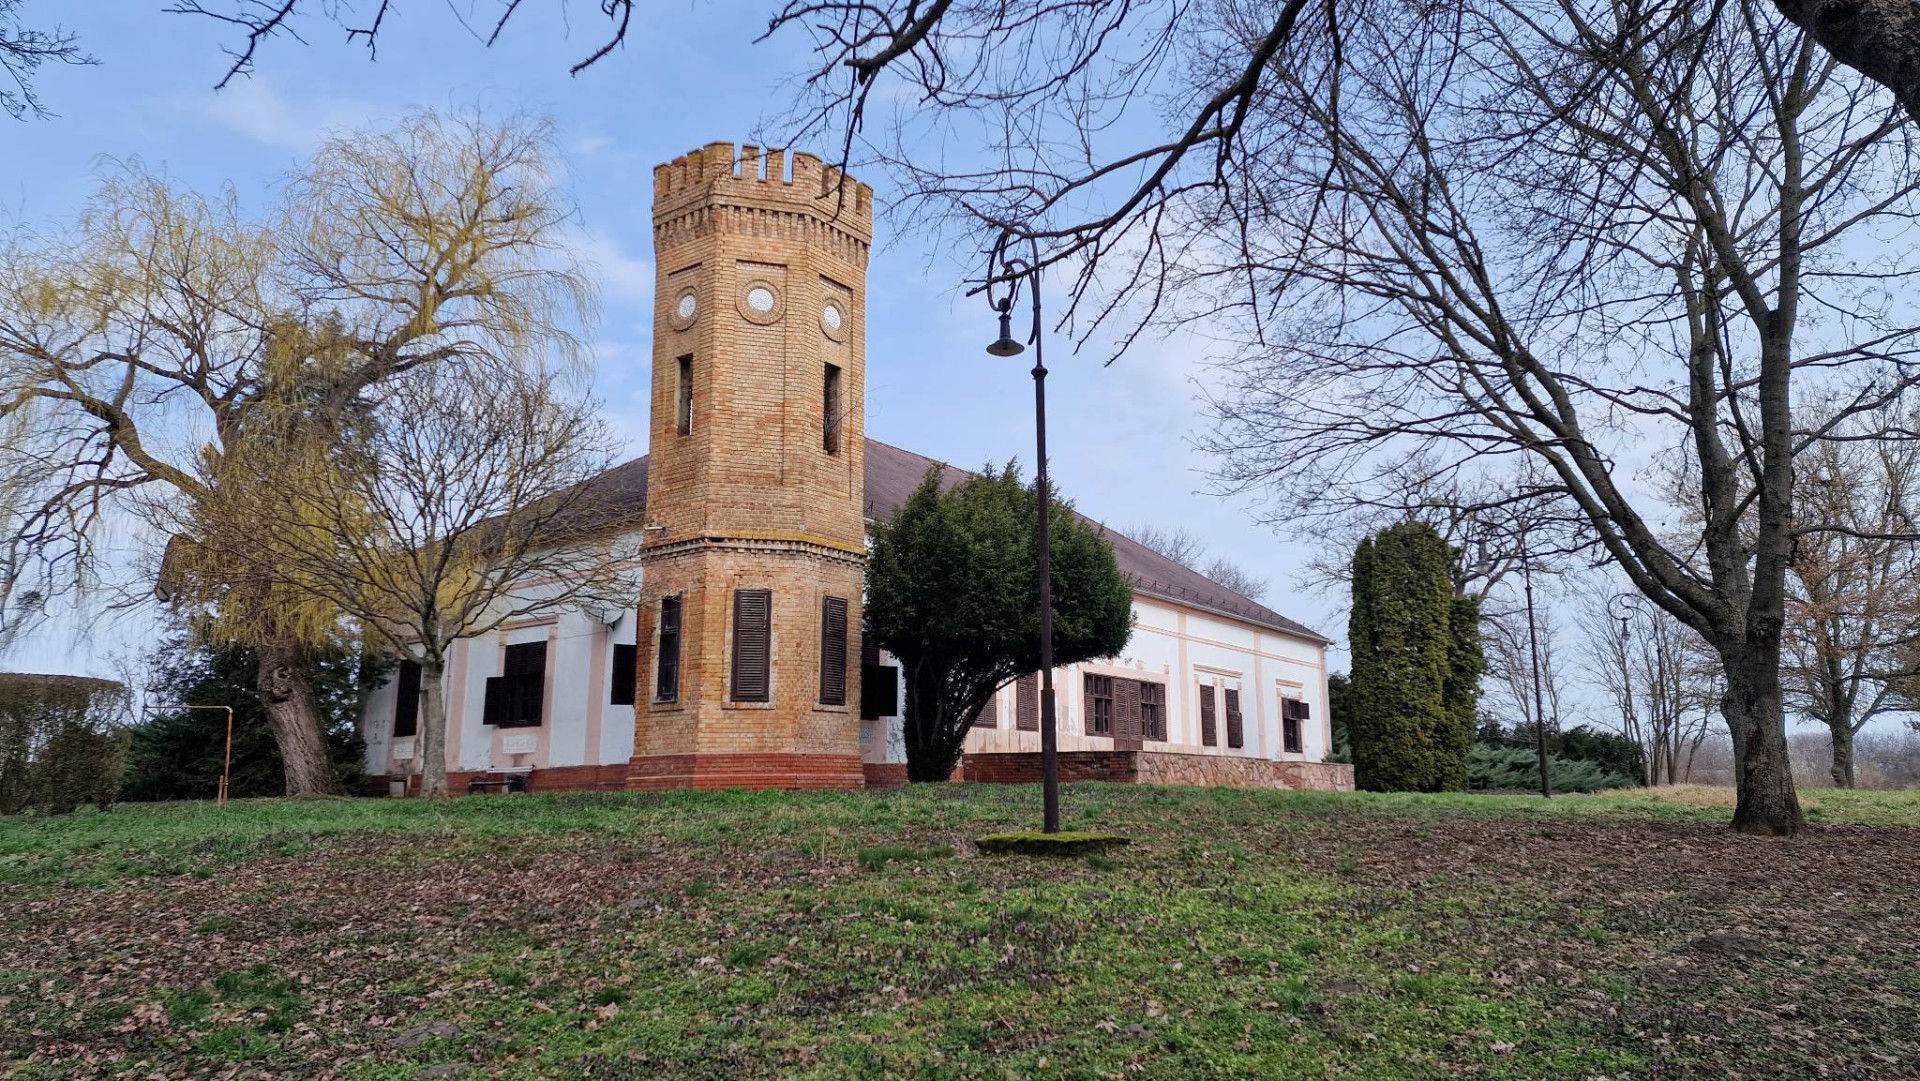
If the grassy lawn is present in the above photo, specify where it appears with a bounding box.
[2,784,1916,1080]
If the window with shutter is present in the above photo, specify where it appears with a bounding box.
[1016,674,1039,731]
[1282,698,1308,753]
[972,689,998,728]
[494,641,547,728]
[1198,683,1217,746]
[819,596,848,705]
[731,589,772,702]
[1224,687,1244,749]
[1139,681,1166,741]
[610,643,637,706]
[1085,674,1114,735]
[656,595,682,702]
[393,659,421,737]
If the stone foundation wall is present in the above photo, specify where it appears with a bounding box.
[1131,752,1354,792]
[960,751,1354,792]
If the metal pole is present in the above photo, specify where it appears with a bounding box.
[218,706,234,806]
[1521,554,1551,799]
[1028,268,1061,834]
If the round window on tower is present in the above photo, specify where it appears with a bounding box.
[670,287,699,331]
[821,300,847,341]
[737,279,784,324]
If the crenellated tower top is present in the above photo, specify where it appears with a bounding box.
[653,142,873,267]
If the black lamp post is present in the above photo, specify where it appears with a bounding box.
[985,258,1061,834]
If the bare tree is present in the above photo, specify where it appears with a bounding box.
[1196,0,1920,835]
[0,109,589,795]
[190,362,634,798]
[1589,590,1723,785]
[1121,523,1269,601]
[1120,525,1208,570]
[0,0,94,120]
[1782,406,1920,786]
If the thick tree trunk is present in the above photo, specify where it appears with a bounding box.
[902,661,958,782]
[418,656,450,798]
[256,638,344,797]
[1828,721,1855,788]
[1773,0,1920,123]
[1721,645,1805,836]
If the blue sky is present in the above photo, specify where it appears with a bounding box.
[3,1,1338,680]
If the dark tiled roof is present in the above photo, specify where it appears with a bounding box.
[582,439,1330,644]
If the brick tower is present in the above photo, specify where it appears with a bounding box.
[628,143,872,790]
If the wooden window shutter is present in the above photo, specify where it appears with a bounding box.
[1115,678,1143,744]
[1224,687,1244,749]
[1198,683,1217,746]
[393,660,421,737]
[732,589,772,702]
[483,675,508,726]
[655,594,682,702]
[1016,674,1039,731]
[610,644,637,706]
[972,688,998,728]
[819,596,848,705]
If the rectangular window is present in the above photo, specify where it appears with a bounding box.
[1198,683,1217,747]
[1140,681,1166,741]
[972,689,998,728]
[1224,687,1244,749]
[1283,698,1309,754]
[1086,674,1114,736]
[819,596,848,705]
[731,588,772,702]
[393,659,421,738]
[484,641,546,728]
[1016,673,1039,731]
[676,354,694,436]
[611,643,637,706]
[656,595,682,702]
[822,362,843,454]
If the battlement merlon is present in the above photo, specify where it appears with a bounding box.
[652,141,874,241]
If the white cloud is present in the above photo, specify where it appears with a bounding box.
[166,77,378,151]
[567,228,654,305]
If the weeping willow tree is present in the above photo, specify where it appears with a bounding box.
[186,360,634,797]
[0,109,591,795]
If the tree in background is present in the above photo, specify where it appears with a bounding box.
[1783,410,1920,786]
[124,631,377,802]
[186,361,633,798]
[1122,525,1270,602]
[0,673,129,814]
[1348,523,1480,792]
[869,465,1135,782]
[1324,672,1352,764]
[0,109,587,795]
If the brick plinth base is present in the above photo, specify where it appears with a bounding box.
[626,753,868,791]
[960,751,1355,792]
[861,762,908,788]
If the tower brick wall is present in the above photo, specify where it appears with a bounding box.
[629,143,873,790]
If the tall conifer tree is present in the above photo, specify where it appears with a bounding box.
[1348,522,1480,791]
